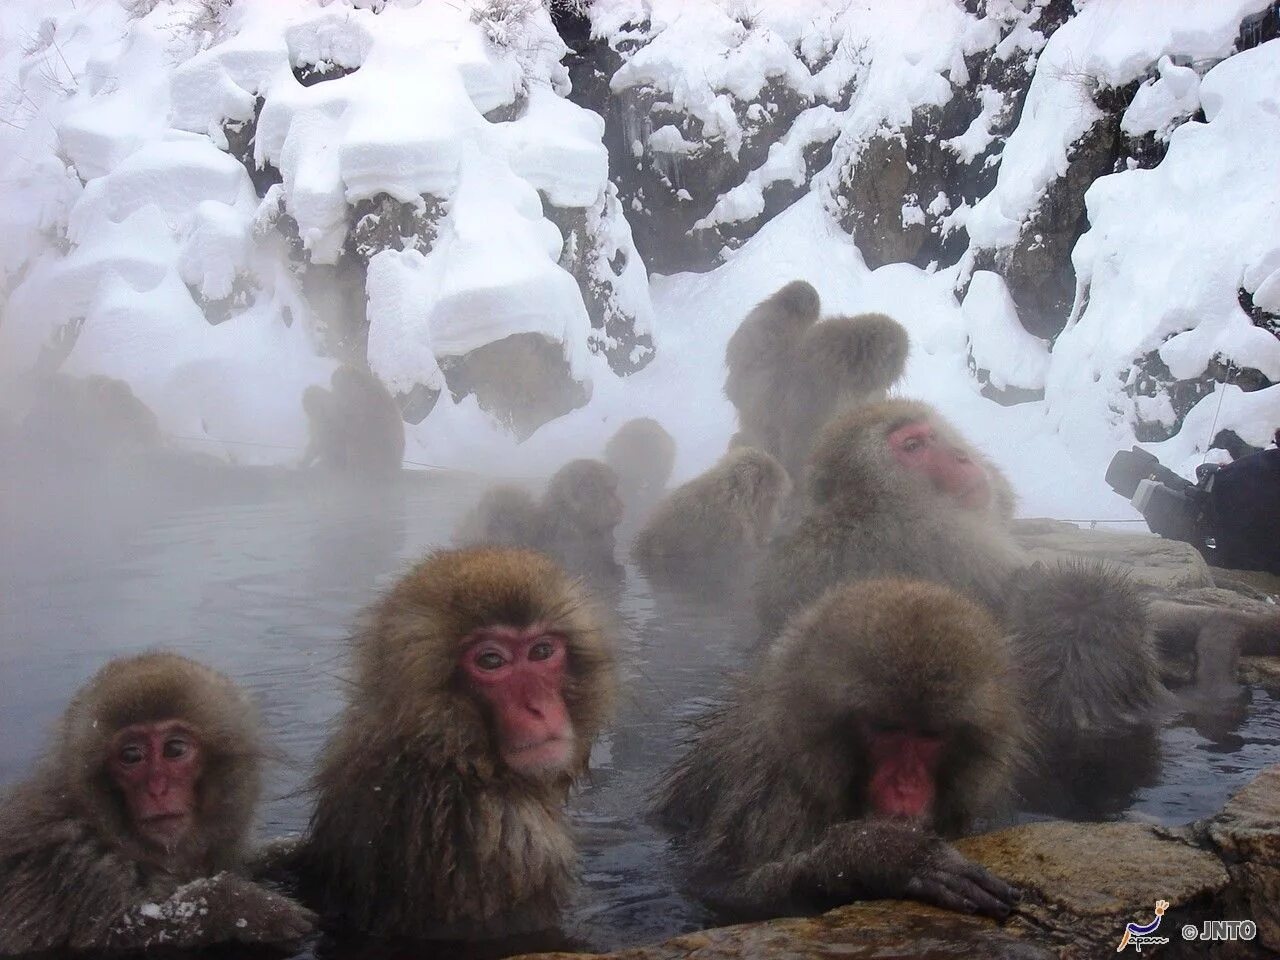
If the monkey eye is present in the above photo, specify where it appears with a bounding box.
[119,744,145,765]
[474,649,508,671]
[528,639,557,661]
[901,437,925,453]
[162,738,190,760]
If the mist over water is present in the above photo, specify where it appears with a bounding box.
[1,451,1278,957]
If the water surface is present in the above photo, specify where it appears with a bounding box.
[1,463,1277,956]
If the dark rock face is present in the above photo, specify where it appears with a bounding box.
[345,193,443,267]
[1128,349,1274,443]
[972,81,1137,342]
[561,19,847,274]
[440,333,589,441]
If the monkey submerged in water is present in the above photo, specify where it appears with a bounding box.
[299,547,617,940]
[0,653,314,954]
[633,446,790,586]
[757,398,1019,634]
[655,577,1024,920]
[456,459,625,579]
[300,363,405,479]
[604,417,677,509]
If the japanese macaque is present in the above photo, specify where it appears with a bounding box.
[300,363,405,478]
[22,373,162,460]
[604,417,677,507]
[756,398,1019,635]
[0,653,315,954]
[540,459,625,574]
[655,578,1023,920]
[1006,560,1166,737]
[755,399,1170,758]
[633,447,790,584]
[723,281,910,483]
[300,547,617,939]
[456,460,625,578]
[777,312,910,483]
[455,484,544,548]
[724,281,821,457]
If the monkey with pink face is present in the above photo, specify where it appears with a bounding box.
[0,654,314,954]
[757,398,1165,754]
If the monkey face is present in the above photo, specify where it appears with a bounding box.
[459,625,576,780]
[887,419,990,510]
[108,720,204,849]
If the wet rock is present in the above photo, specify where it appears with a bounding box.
[961,822,1228,916]
[1012,518,1214,589]
[1240,657,1280,688]
[441,333,589,441]
[516,901,1053,960]
[1206,765,1280,951]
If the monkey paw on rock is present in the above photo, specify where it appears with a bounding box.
[188,873,318,945]
[905,841,1020,920]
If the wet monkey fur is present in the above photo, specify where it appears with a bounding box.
[757,398,1020,635]
[299,547,616,939]
[633,446,790,584]
[655,578,1024,920]
[723,281,909,481]
[456,459,625,577]
[0,653,314,954]
[757,398,1165,748]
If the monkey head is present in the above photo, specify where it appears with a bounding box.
[359,547,615,784]
[764,578,1022,833]
[769,279,821,321]
[809,399,1001,516]
[301,384,331,418]
[544,459,624,534]
[59,653,262,864]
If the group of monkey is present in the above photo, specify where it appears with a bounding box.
[3,281,1278,955]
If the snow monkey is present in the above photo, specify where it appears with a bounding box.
[603,416,677,508]
[633,446,790,585]
[0,653,315,954]
[300,547,617,939]
[724,280,910,483]
[655,577,1024,920]
[300,363,404,478]
[757,398,1019,635]
[456,459,625,578]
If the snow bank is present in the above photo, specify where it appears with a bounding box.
[962,271,1050,392]
[966,0,1268,253]
[1048,38,1280,453]
[1,0,649,459]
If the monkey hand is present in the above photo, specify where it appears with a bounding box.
[905,840,1020,919]
[179,873,318,945]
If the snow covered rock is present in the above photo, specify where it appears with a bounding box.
[0,0,656,456]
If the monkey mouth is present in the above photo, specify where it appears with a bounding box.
[138,812,192,838]
[503,736,573,776]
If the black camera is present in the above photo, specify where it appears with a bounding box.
[1105,443,1280,575]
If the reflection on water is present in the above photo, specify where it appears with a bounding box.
[1,463,1278,957]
